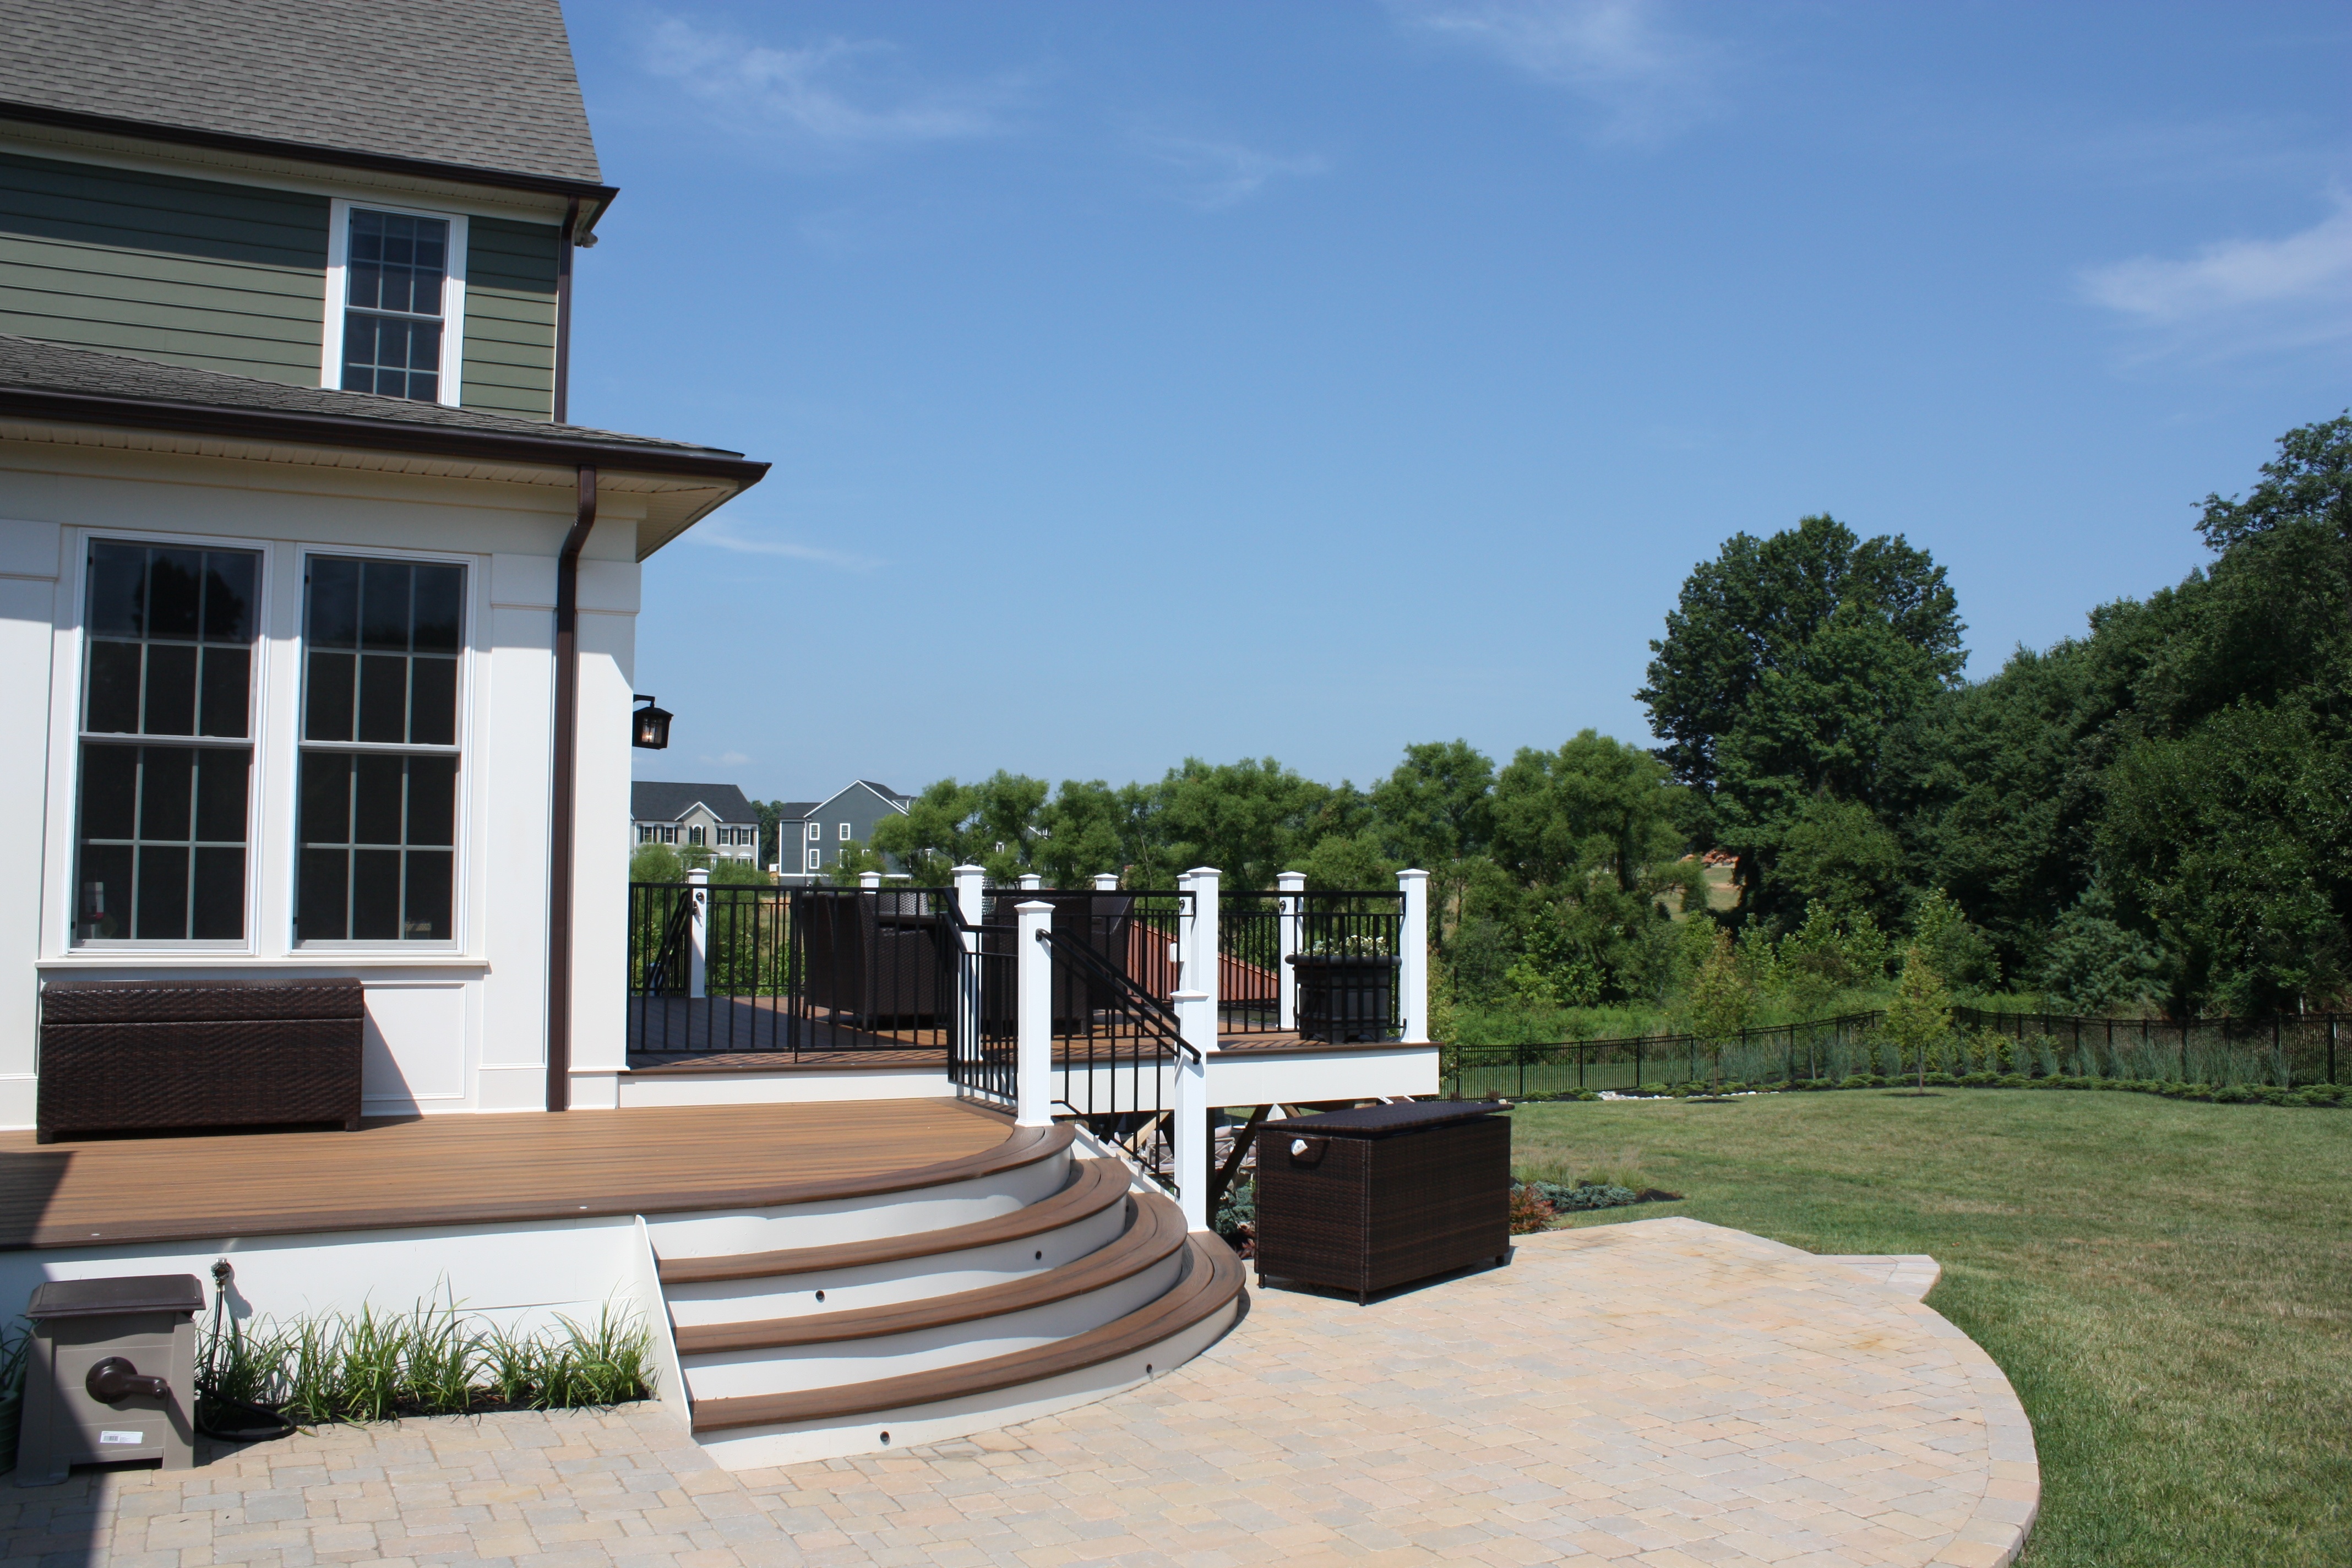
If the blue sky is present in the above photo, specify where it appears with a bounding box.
[568,1,2352,805]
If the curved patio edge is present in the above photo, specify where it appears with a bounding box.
[1568,1215,2040,1568]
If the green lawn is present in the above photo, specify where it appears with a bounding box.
[1506,1091,2352,1568]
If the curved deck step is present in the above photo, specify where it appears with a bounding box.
[661,1158,1133,1288]
[678,1191,1186,1356]
[690,1232,1245,1434]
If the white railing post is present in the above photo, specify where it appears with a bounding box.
[1398,868,1429,1043]
[1019,872,1043,891]
[1015,900,1055,1127]
[858,869,882,890]
[1276,869,1305,1032]
[1185,865,1220,1040]
[1092,873,1120,891]
[1171,988,1213,1232]
[685,867,709,1001]
[952,864,986,1075]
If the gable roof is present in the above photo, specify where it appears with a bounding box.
[772,802,819,821]
[631,782,758,825]
[0,0,605,193]
[813,780,912,816]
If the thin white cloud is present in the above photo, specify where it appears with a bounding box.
[700,751,752,767]
[688,520,881,571]
[1389,0,1723,144]
[1139,135,1329,209]
[2079,197,2352,355]
[644,15,1020,146]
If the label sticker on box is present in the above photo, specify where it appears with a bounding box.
[99,1430,143,1446]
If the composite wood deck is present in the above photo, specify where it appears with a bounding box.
[0,1099,1019,1251]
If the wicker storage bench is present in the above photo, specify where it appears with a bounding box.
[1253,1100,1510,1303]
[37,977,365,1142]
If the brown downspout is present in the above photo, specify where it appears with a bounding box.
[553,198,579,424]
[547,465,597,1111]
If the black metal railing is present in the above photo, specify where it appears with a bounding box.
[1446,1012,1886,1098]
[947,897,1016,1106]
[628,883,964,1057]
[1219,889,1405,1037]
[1039,922,1199,1191]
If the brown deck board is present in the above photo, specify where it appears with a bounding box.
[0,1099,1023,1252]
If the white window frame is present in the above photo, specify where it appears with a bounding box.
[320,197,470,409]
[837,821,851,841]
[53,527,273,954]
[805,822,820,842]
[807,847,821,872]
[288,544,475,954]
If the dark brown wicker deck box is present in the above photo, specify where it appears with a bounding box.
[1253,1101,1510,1303]
[37,977,365,1142]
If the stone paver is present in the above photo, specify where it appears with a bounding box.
[8,1216,2035,1567]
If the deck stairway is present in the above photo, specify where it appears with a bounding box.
[646,1123,1246,1469]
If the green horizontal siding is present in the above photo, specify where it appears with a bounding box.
[462,216,558,420]
[0,151,328,384]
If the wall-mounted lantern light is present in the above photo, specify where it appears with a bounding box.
[631,694,673,750]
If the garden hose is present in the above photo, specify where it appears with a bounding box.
[194,1259,295,1445]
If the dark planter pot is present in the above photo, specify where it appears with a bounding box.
[1288,955,1398,1043]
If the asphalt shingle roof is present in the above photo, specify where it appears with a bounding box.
[1,0,602,185]
[0,333,747,464]
[632,782,759,825]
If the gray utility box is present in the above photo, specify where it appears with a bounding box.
[16,1275,201,1485]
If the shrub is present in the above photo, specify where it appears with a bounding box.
[1507,1183,1557,1233]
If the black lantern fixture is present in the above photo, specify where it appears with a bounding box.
[631,694,673,750]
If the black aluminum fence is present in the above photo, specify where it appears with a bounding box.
[1951,1007,2348,1087]
[1445,1006,2352,1098]
[1447,1012,1884,1099]
[1218,889,1404,1036]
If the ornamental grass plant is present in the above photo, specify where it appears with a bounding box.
[198,1295,652,1427]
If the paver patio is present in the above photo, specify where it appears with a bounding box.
[6,1215,2037,1567]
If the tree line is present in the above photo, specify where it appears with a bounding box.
[689,415,2349,1022]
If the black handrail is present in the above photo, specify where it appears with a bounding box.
[1037,925,1201,1063]
[641,886,696,993]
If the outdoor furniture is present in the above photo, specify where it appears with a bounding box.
[801,891,950,1027]
[36,977,364,1142]
[15,1273,202,1484]
[1253,1100,1510,1303]
[1288,953,1398,1042]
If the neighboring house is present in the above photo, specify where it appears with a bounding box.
[0,0,767,1120]
[631,781,759,866]
[773,780,911,880]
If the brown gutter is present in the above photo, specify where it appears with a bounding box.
[554,198,579,425]
[0,101,619,231]
[0,384,768,486]
[547,465,597,1112]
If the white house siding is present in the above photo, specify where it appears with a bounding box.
[0,437,645,1125]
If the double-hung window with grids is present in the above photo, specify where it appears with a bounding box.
[341,208,450,402]
[73,541,260,943]
[297,557,464,943]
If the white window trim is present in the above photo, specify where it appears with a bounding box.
[838,821,851,841]
[807,847,821,872]
[320,197,470,410]
[48,527,273,955]
[286,543,477,955]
